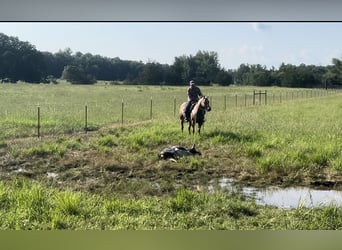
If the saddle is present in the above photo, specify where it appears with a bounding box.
[184,101,197,121]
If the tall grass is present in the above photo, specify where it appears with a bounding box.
[0,179,341,230]
[200,94,342,176]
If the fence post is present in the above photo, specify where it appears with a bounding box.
[37,106,41,138]
[265,90,267,105]
[174,96,176,116]
[224,95,226,111]
[150,97,153,120]
[84,104,88,132]
[121,98,124,125]
[253,90,255,105]
[235,94,238,108]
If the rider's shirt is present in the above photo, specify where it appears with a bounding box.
[187,85,203,102]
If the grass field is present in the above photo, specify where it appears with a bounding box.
[0,82,342,229]
[0,82,335,138]
[1,179,342,230]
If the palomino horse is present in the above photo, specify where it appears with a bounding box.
[179,96,211,134]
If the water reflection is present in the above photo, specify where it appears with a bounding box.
[215,178,342,209]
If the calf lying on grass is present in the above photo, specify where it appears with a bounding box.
[158,144,201,161]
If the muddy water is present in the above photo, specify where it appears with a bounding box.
[214,178,342,209]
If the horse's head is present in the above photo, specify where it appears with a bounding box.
[189,144,202,156]
[201,96,211,112]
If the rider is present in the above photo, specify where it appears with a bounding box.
[185,80,203,121]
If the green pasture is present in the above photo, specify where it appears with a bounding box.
[1,82,341,174]
[1,82,342,175]
[0,82,336,138]
[1,82,342,229]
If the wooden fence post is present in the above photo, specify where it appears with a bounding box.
[37,106,41,138]
[150,97,153,119]
[253,90,255,105]
[84,104,88,132]
[265,90,267,105]
[121,99,124,125]
[224,95,227,111]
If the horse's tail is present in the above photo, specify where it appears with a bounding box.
[179,102,187,118]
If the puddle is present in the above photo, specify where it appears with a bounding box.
[253,187,342,209]
[214,178,342,209]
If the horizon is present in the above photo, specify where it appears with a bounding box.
[1,22,341,70]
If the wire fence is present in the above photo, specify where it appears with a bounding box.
[0,88,340,139]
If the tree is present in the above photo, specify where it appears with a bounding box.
[173,55,192,84]
[277,63,319,88]
[169,51,223,85]
[53,48,75,77]
[215,69,233,86]
[167,56,186,84]
[139,61,164,84]
[61,65,96,84]
[234,64,251,85]
[1,32,337,88]
[193,50,220,84]
[248,64,273,86]
[323,58,342,87]
[0,33,45,82]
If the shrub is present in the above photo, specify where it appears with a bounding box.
[61,65,96,84]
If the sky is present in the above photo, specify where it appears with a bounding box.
[0,22,342,70]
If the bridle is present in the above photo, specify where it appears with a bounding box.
[201,97,211,112]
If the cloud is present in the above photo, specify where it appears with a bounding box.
[251,22,271,31]
[219,44,269,69]
[239,44,264,56]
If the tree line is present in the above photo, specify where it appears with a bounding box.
[1,32,342,88]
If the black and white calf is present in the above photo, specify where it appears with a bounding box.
[158,144,201,161]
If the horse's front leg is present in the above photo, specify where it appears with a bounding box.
[180,118,184,133]
[188,120,191,134]
[192,119,196,134]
